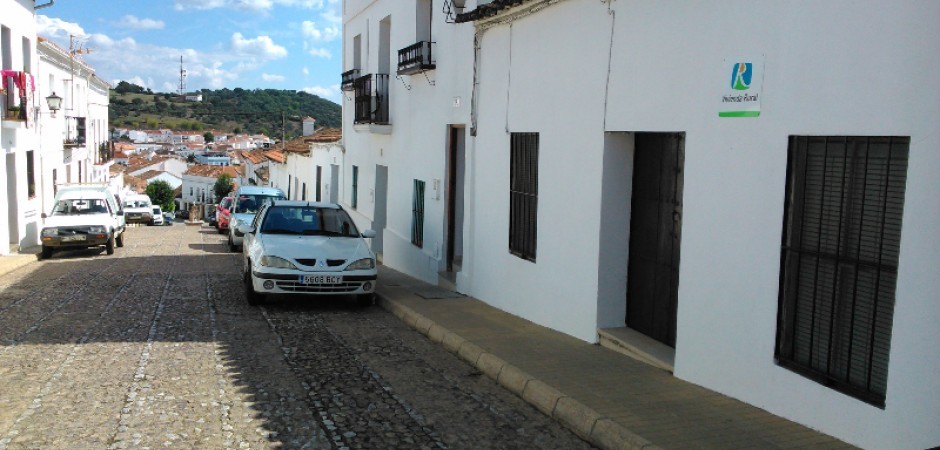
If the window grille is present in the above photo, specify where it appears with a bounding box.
[27,150,35,198]
[351,166,359,208]
[777,136,909,407]
[316,166,322,202]
[412,179,425,248]
[509,133,538,261]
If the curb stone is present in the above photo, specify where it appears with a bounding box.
[375,293,662,450]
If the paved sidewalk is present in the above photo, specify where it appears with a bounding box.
[374,266,855,450]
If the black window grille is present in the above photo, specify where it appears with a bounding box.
[316,166,322,202]
[412,179,425,248]
[509,133,538,261]
[351,165,359,208]
[302,182,306,201]
[777,136,909,408]
[26,150,35,198]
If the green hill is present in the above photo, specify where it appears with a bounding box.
[109,82,341,139]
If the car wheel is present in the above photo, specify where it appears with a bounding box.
[244,271,265,306]
[116,232,124,248]
[356,293,375,307]
[217,225,225,234]
[106,234,115,255]
[41,246,54,259]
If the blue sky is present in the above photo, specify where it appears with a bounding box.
[37,0,342,104]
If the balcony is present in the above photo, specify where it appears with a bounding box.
[341,69,360,91]
[397,41,436,75]
[64,116,87,147]
[353,74,390,125]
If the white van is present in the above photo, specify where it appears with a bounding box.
[123,194,153,225]
[40,184,126,259]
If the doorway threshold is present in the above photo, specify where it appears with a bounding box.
[598,327,675,373]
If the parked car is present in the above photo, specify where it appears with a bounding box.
[163,211,175,225]
[228,186,286,252]
[151,206,164,226]
[216,196,234,234]
[123,194,153,225]
[239,200,377,306]
[40,185,126,259]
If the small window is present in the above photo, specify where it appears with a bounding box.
[776,136,909,408]
[412,179,425,247]
[509,132,538,261]
[316,166,322,202]
[351,165,359,208]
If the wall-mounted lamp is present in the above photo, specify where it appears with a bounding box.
[46,92,62,117]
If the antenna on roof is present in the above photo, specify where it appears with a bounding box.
[178,55,187,100]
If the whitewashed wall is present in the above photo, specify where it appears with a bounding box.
[469,0,939,448]
[342,0,475,284]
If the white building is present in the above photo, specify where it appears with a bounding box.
[268,129,344,206]
[342,0,472,277]
[0,0,42,254]
[181,164,238,209]
[339,1,940,448]
[36,35,112,214]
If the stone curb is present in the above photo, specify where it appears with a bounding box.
[376,293,662,450]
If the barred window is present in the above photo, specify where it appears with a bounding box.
[411,179,425,248]
[509,133,538,261]
[351,165,359,208]
[776,136,908,407]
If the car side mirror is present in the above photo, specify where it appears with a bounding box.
[361,229,377,238]
[237,223,255,235]
[41,212,47,219]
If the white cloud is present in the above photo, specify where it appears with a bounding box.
[301,84,339,100]
[307,48,332,59]
[302,67,309,76]
[36,16,86,40]
[301,20,339,42]
[231,33,287,59]
[262,73,285,82]
[174,0,332,11]
[116,15,165,30]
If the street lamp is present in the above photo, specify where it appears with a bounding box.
[45,92,62,117]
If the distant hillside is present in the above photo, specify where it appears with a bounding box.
[109,83,341,139]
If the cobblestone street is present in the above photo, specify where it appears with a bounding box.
[0,224,593,450]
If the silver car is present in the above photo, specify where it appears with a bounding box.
[239,201,378,306]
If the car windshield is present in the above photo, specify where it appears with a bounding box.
[220,198,232,210]
[52,198,110,216]
[260,206,360,237]
[152,207,161,214]
[124,200,150,208]
[235,194,282,214]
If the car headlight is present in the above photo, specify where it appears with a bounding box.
[41,228,58,237]
[87,226,107,234]
[345,258,375,271]
[259,255,297,269]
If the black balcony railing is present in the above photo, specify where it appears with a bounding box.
[341,69,360,91]
[64,116,87,147]
[353,74,390,125]
[397,41,435,75]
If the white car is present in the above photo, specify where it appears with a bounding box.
[239,200,378,306]
[150,206,164,226]
[40,186,126,259]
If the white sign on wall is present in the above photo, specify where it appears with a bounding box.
[719,56,764,117]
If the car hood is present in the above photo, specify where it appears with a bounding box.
[44,214,112,228]
[232,212,255,225]
[260,234,373,263]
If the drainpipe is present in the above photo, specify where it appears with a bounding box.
[34,0,55,10]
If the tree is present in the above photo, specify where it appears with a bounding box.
[204,131,215,143]
[213,174,234,201]
[146,180,176,212]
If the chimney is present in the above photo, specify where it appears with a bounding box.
[302,117,316,136]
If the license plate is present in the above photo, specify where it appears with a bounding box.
[61,235,86,242]
[300,274,342,285]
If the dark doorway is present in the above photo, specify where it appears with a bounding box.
[627,133,684,347]
[445,126,466,273]
[372,165,389,256]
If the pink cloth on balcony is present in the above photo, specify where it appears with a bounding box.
[0,70,35,94]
